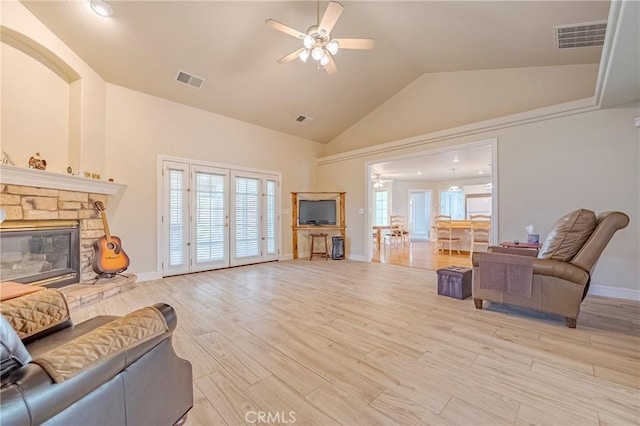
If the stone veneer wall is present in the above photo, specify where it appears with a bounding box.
[0,184,108,282]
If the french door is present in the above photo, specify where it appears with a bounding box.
[230,171,279,266]
[161,160,279,277]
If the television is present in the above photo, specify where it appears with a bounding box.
[299,200,337,225]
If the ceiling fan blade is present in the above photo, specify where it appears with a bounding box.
[319,2,344,35]
[277,48,305,64]
[265,19,306,40]
[324,53,337,75]
[334,38,375,50]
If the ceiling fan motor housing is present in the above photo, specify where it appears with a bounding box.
[306,25,330,45]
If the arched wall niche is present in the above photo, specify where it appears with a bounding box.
[1,26,81,174]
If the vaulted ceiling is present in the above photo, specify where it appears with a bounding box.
[21,1,611,143]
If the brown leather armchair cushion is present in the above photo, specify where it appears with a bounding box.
[538,209,597,261]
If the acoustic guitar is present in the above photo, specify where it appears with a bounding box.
[92,201,130,275]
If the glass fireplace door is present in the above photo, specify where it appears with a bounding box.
[0,225,80,287]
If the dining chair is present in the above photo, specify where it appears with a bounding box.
[385,215,405,245]
[469,214,491,257]
[435,215,460,255]
[389,215,410,244]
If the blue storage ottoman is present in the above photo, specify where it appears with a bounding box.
[437,266,472,300]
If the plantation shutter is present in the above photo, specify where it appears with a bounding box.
[266,179,277,255]
[163,162,190,276]
[234,176,260,258]
[191,167,229,271]
[169,170,184,266]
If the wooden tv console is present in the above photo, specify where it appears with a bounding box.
[291,192,346,259]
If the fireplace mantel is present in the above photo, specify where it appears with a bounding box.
[0,164,125,195]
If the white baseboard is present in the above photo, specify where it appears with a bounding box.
[135,271,162,282]
[588,284,640,301]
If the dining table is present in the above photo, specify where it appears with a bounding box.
[372,225,391,250]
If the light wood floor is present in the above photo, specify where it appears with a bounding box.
[373,240,472,270]
[72,260,640,426]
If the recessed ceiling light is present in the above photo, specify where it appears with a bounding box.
[417,171,422,175]
[478,170,485,175]
[91,0,113,17]
[452,156,459,163]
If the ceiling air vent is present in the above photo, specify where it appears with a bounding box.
[555,21,607,49]
[295,115,313,125]
[176,71,204,88]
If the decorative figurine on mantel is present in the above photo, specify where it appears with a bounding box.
[1,150,15,165]
[28,152,47,170]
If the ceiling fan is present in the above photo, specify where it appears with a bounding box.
[266,1,374,75]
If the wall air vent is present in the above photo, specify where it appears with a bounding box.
[295,115,313,125]
[176,71,204,88]
[555,21,607,49]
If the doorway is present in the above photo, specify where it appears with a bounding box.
[159,158,280,277]
[408,190,432,241]
[367,139,497,270]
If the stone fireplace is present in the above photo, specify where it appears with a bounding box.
[0,165,125,285]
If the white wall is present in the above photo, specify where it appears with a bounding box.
[318,105,640,293]
[1,43,69,173]
[1,0,107,174]
[327,64,599,155]
[104,84,324,276]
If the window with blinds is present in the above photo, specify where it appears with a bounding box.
[234,177,260,258]
[168,169,185,267]
[195,172,226,263]
[440,191,465,220]
[266,180,277,254]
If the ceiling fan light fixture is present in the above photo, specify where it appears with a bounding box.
[326,40,339,55]
[372,174,384,189]
[298,49,310,63]
[311,46,325,61]
[303,35,315,49]
[266,1,374,74]
[90,0,113,17]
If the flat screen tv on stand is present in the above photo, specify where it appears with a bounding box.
[298,200,337,226]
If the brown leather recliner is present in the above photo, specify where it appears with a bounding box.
[472,210,629,328]
[0,289,193,425]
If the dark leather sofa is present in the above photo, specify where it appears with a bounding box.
[0,289,193,425]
